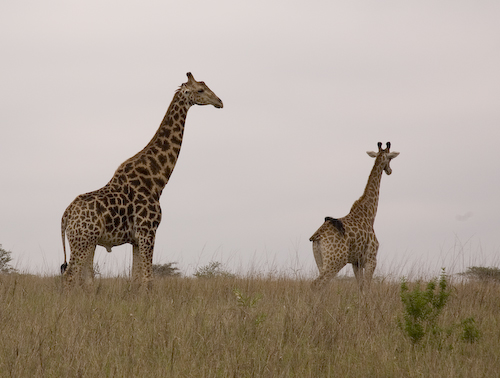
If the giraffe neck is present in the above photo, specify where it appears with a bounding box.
[109,90,192,198]
[349,159,385,223]
[146,90,191,172]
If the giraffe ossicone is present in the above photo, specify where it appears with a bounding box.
[310,142,399,291]
[61,72,223,288]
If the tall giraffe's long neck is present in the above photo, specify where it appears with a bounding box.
[349,159,385,223]
[110,90,192,198]
[146,90,191,174]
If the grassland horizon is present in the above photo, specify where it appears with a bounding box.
[0,270,499,377]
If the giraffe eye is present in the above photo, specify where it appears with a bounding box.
[198,89,204,93]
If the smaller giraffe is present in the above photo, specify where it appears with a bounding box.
[310,142,399,291]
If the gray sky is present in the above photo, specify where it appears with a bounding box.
[1,1,499,278]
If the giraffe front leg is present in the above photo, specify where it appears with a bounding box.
[63,242,97,289]
[135,230,156,289]
[132,244,141,280]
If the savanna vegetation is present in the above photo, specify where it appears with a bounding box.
[0,265,499,378]
[0,245,17,274]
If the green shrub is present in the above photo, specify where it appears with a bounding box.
[0,244,17,274]
[233,288,266,325]
[193,261,234,279]
[152,262,181,277]
[398,269,451,344]
[460,317,481,344]
[458,266,500,283]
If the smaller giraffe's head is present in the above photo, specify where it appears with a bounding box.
[367,142,400,175]
[179,72,223,108]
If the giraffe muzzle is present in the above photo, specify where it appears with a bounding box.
[214,98,223,108]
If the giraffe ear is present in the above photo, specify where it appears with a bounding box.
[367,151,378,158]
[387,152,400,159]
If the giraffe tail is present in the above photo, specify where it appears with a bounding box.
[60,209,69,274]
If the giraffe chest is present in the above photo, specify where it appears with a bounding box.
[97,205,136,249]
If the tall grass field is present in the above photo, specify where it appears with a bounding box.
[0,273,499,377]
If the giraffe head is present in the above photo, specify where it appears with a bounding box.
[366,142,400,175]
[179,72,223,108]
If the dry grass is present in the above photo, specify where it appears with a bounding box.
[0,273,499,377]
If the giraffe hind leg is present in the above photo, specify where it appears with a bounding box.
[312,239,323,271]
[312,263,346,290]
[352,262,365,292]
[312,255,348,291]
[63,241,97,288]
[311,234,349,290]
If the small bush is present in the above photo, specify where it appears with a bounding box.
[458,266,500,283]
[193,261,234,279]
[233,288,266,325]
[152,262,181,277]
[0,244,17,274]
[397,269,452,344]
[233,288,262,309]
[460,317,481,344]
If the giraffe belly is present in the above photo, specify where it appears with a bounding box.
[97,225,135,252]
[97,237,132,252]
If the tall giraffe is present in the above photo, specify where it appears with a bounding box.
[310,142,399,291]
[61,72,223,287]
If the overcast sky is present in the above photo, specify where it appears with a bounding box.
[1,1,499,278]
